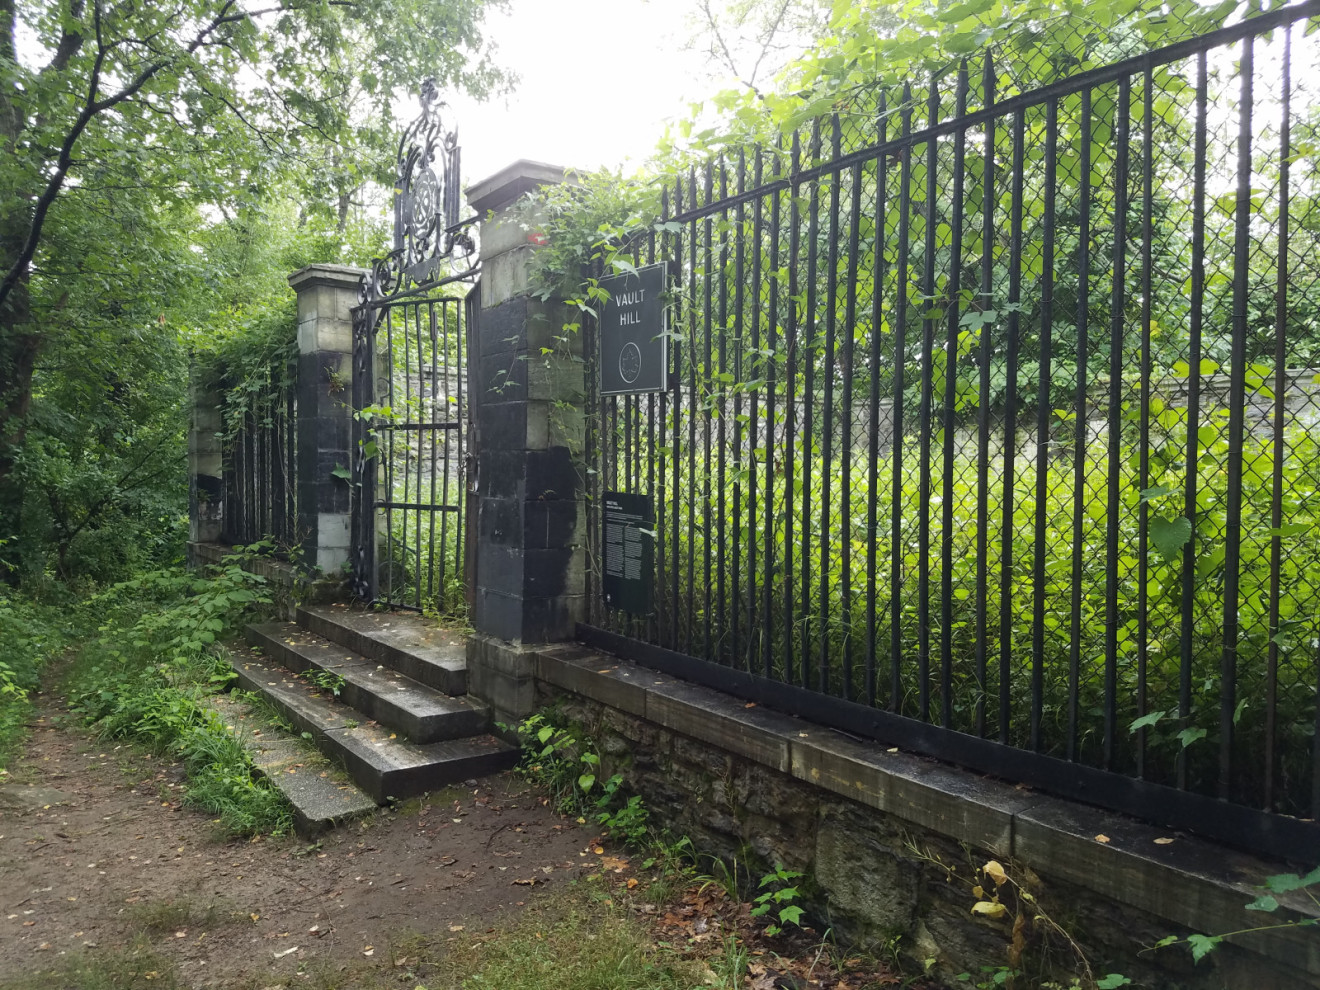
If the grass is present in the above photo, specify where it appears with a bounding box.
[0,938,185,990]
[61,557,295,836]
[127,897,253,934]
[289,885,725,990]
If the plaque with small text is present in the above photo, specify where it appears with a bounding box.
[602,491,654,615]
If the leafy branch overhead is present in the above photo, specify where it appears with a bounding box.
[0,0,510,580]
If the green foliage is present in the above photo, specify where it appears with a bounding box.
[749,865,805,936]
[304,668,347,698]
[0,589,68,770]
[1153,866,1320,965]
[64,550,291,835]
[1,0,510,580]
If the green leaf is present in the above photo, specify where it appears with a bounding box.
[1186,934,1222,962]
[1128,710,1166,733]
[330,464,351,480]
[577,773,596,793]
[1265,866,1320,893]
[1149,516,1193,561]
[1245,894,1279,912]
[1139,485,1175,502]
[1177,727,1207,748]
[778,904,805,925]
[1096,976,1132,989]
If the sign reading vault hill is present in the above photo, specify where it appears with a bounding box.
[598,263,669,395]
[602,491,654,615]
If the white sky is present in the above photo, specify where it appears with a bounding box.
[447,0,718,187]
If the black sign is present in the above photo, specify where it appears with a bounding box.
[598,263,669,395]
[602,491,654,615]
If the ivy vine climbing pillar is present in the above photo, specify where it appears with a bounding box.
[465,161,586,726]
[288,264,366,576]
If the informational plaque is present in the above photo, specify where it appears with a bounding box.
[602,491,654,614]
[598,263,669,395]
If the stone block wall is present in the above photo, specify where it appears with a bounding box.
[529,646,1319,990]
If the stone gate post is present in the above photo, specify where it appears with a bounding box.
[464,161,585,726]
[187,378,224,558]
[287,264,366,576]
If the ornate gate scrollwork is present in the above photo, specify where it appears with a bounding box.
[350,81,480,604]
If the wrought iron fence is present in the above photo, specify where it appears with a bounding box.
[583,0,1320,858]
[220,362,298,549]
[358,294,470,613]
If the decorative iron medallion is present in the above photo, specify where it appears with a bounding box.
[356,79,477,312]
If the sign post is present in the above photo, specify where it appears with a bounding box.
[598,263,669,396]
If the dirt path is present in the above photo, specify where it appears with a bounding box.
[0,689,590,988]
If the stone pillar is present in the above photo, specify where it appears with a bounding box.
[287,264,366,576]
[464,161,586,724]
[187,376,224,561]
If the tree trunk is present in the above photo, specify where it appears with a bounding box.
[0,268,38,579]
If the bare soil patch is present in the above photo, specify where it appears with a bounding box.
[0,689,591,987]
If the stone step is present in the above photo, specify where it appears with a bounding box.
[245,622,487,744]
[203,689,375,837]
[296,605,468,696]
[226,646,518,804]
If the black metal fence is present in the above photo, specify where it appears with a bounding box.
[220,362,298,548]
[583,1,1320,858]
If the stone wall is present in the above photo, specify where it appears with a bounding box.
[527,644,1319,990]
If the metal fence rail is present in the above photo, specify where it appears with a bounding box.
[354,294,469,613]
[221,363,297,549]
[583,0,1320,858]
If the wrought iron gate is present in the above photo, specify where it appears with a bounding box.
[350,81,480,611]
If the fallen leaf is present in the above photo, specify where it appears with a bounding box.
[362,947,374,957]
[1154,837,1175,845]
[1094,834,1111,844]
[273,946,298,959]
[448,925,464,932]
[626,877,639,889]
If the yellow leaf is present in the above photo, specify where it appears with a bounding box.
[972,885,984,898]
[983,860,1008,886]
[1094,834,1111,844]
[971,900,1008,918]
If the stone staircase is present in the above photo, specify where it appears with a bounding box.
[226,605,518,818]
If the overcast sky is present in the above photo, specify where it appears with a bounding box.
[447,0,718,186]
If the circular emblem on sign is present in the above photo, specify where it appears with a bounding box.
[408,167,441,228]
[619,341,642,385]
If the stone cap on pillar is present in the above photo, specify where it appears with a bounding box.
[466,160,574,216]
[288,263,368,293]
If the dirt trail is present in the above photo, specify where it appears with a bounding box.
[0,689,589,987]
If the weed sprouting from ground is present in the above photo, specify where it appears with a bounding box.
[0,938,183,990]
[62,550,293,836]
